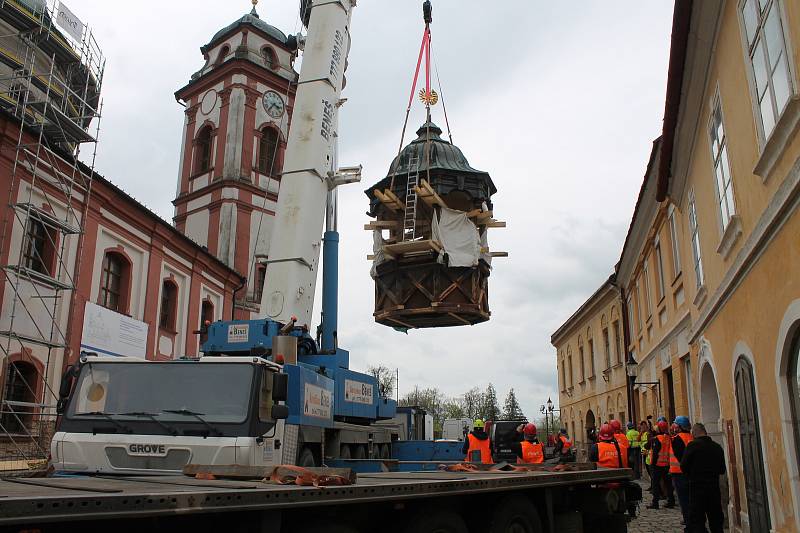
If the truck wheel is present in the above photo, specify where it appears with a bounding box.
[486,495,542,533]
[298,447,316,468]
[339,444,351,459]
[353,445,367,460]
[401,509,468,533]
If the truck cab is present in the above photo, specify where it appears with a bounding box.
[51,355,288,475]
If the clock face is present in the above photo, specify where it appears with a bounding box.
[262,90,285,119]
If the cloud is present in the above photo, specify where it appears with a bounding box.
[65,1,673,419]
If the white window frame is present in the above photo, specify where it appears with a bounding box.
[668,206,682,278]
[708,92,736,232]
[738,0,795,142]
[627,296,636,336]
[655,238,665,301]
[635,281,644,331]
[688,190,705,289]
[642,263,652,318]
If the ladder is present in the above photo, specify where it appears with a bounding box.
[403,154,420,241]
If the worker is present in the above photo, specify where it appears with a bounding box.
[462,419,492,464]
[589,423,624,468]
[609,419,629,467]
[645,419,675,509]
[639,420,651,486]
[669,416,693,529]
[626,422,641,479]
[681,423,725,533]
[553,428,573,461]
[509,423,544,464]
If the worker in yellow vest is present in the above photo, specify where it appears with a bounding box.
[639,421,651,485]
[670,416,694,527]
[589,423,624,468]
[462,419,492,464]
[626,422,641,479]
[510,423,544,464]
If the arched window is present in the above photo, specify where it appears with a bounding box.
[22,218,56,276]
[199,299,214,345]
[262,46,277,70]
[99,251,130,313]
[159,279,178,332]
[601,315,611,371]
[258,127,280,175]
[1,361,37,433]
[578,336,585,382]
[195,126,213,173]
[587,327,595,377]
[567,346,573,387]
[215,45,230,66]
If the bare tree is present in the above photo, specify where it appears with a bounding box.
[367,365,396,399]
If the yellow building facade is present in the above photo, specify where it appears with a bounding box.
[551,277,628,460]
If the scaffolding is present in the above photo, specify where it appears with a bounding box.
[0,0,104,474]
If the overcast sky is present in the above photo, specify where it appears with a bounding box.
[63,0,673,420]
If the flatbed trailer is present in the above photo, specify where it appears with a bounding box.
[0,466,636,533]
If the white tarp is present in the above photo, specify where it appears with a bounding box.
[56,2,84,42]
[480,228,492,266]
[370,229,385,278]
[432,207,480,267]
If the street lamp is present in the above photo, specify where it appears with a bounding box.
[539,397,560,444]
[626,353,662,423]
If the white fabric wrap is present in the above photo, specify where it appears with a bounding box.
[432,207,480,267]
[371,230,385,278]
[480,229,492,266]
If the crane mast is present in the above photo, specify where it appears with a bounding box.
[259,0,355,330]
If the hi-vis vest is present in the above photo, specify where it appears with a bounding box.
[612,434,630,467]
[465,433,492,464]
[596,442,624,469]
[669,432,693,474]
[559,435,572,453]
[517,441,544,464]
[626,429,641,448]
[655,434,671,467]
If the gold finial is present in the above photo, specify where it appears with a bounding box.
[250,0,258,16]
[252,0,258,6]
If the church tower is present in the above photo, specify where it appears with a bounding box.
[173,3,297,318]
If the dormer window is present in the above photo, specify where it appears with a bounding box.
[262,46,277,70]
[215,45,230,66]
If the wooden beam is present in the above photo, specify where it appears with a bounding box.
[482,220,506,228]
[373,189,402,212]
[383,239,442,256]
[364,220,399,230]
[415,179,447,208]
[490,252,509,257]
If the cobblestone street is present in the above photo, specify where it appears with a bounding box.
[627,480,685,533]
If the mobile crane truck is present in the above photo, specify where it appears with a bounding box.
[0,1,639,532]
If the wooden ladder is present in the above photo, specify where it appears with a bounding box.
[403,154,421,241]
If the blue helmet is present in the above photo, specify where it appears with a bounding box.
[674,416,690,430]
[657,416,667,423]
[627,422,635,430]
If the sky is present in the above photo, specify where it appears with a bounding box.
[62,0,674,420]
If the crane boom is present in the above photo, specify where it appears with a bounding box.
[259,0,355,329]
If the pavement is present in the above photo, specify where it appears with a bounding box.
[627,478,686,533]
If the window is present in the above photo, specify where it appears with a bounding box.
[195,126,213,173]
[215,45,230,66]
[655,239,665,301]
[159,280,178,331]
[22,219,53,276]
[199,299,214,345]
[262,47,277,70]
[668,207,682,278]
[642,263,652,317]
[258,127,280,175]
[99,252,129,313]
[1,361,37,433]
[578,337,586,382]
[603,328,611,370]
[567,347,574,387]
[254,263,267,302]
[588,337,595,377]
[635,282,644,331]
[741,0,792,139]
[709,96,736,230]
[612,320,621,365]
[627,296,636,335]
[789,330,800,471]
[688,191,705,288]
[560,353,566,391]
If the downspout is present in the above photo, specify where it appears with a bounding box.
[231,275,246,320]
[617,280,635,424]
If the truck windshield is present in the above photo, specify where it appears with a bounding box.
[66,362,255,423]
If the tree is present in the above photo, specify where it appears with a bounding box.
[502,388,525,421]
[482,383,501,421]
[399,386,446,432]
[441,399,466,420]
[460,387,485,420]
[367,365,396,399]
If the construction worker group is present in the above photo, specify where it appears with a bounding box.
[462,419,573,465]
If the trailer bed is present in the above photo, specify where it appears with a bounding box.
[0,468,631,525]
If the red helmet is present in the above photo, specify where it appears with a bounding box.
[609,419,622,432]
[523,423,537,436]
[657,420,669,433]
[598,423,614,441]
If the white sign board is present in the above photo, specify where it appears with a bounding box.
[56,2,84,42]
[344,379,373,405]
[227,323,249,343]
[80,302,149,358]
[303,383,331,419]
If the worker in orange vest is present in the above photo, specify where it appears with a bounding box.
[462,419,492,464]
[609,419,629,468]
[589,423,624,468]
[670,416,694,527]
[553,428,574,461]
[509,423,544,464]
[645,419,676,509]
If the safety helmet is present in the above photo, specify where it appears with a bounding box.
[598,423,614,441]
[656,420,668,433]
[627,422,635,430]
[473,419,485,429]
[609,419,622,432]
[523,423,537,436]
[674,416,690,430]
[670,423,679,434]
[560,428,568,435]
[657,416,667,423]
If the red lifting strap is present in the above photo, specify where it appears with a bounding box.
[407,25,431,111]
